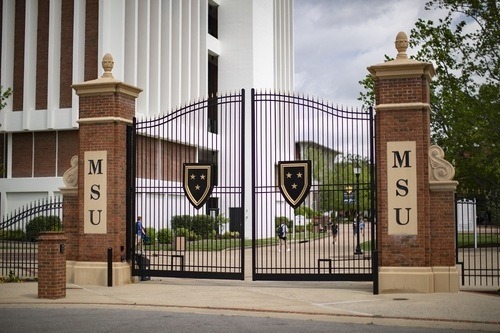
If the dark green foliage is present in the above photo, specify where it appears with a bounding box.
[275,216,292,229]
[0,229,25,241]
[174,227,198,241]
[25,216,62,242]
[410,0,500,190]
[294,206,320,218]
[157,228,173,244]
[144,227,156,245]
[221,231,239,239]
[295,225,306,233]
[171,214,219,240]
[191,214,217,238]
[171,215,192,230]
[359,0,500,190]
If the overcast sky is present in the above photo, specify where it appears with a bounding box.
[293,0,445,108]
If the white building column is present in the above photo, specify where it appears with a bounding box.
[47,0,62,129]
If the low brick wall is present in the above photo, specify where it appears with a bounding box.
[38,232,67,299]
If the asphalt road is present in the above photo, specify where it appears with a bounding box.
[0,307,482,333]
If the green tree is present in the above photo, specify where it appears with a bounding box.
[308,152,370,215]
[359,0,500,190]
[411,0,499,189]
[25,216,62,242]
[0,86,12,110]
[0,86,13,176]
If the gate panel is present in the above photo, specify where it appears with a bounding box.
[131,91,245,279]
[0,197,63,280]
[456,189,500,287]
[252,90,376,281]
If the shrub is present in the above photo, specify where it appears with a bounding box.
[144,227,156,245]
[295,206,320,218]
[25,215,62,242]
[0,229,25,241]
[174,227,199,241]
[157,228,173,244]
[275,216,292,229]
[208,230,217,239]
[221,231,239,239]
[171,215,192,230]
[191,214,216,239]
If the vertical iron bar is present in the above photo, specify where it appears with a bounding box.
[369,106,379,294]
[240,89,245,278]
[107,247,113,287]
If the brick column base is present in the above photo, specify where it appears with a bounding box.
[368,33,459,293]
[38,232,67,299]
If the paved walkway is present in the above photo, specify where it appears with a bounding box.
[0,277,499,332]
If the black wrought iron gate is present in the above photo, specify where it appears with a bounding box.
[129,89,376,282]
[130,91,245,279]
[251,90,376,282]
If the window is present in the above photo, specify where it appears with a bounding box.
[198,148,218,186]
[208,3,218,38]
[208,55,218,134]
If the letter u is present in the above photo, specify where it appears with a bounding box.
[89,210,102,225]
[394,208,411,225]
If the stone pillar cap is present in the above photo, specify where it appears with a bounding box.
[72,54,142,98]
[367,31,435,79]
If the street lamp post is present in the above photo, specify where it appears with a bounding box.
[354,165,363,255]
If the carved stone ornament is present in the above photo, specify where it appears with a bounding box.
[395,31,409,59]
[101,53,114,79]
[63,155,78,187]
[429,145,455,181]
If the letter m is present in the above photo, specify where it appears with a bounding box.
[392,150,411,168]
[88,159,103,175]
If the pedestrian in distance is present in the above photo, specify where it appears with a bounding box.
[331,222,339,244]
[135,216,146,254]
[276,221,290,252]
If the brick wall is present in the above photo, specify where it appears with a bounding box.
[429,191,456,266]
[34,131,56,177]
[57,131,79,176]
[59,0,74,108]
[12,132,32,177]
[0,134,6,178]
[13,0,25,112]
[84,0,98,81]
[136,136,196,181]
[62,194,79,261]
[35,0,49,110]
[375,75,432,267]
[11,130,78,178]
[74,92,136,262]
[37,232,66,299]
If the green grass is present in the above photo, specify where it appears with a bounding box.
[359,234,500,251]
[145,231,330,251]
[457,233,499,248]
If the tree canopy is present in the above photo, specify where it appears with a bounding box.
[0,86,12,111]
[359,0,499,190]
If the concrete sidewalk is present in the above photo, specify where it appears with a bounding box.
[0,278,499,332]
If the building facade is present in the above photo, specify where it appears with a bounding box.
[0,0,294,217]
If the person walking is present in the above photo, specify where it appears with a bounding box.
[331,222,339,244]
[277,222,290,252]
[135,216,146,254]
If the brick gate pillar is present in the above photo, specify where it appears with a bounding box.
[368,32,458,293]
[62,54,141,286]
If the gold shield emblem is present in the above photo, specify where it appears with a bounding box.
[278,160,312,209]
[183,163,215,209]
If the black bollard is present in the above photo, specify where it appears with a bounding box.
[107,247,112,287]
